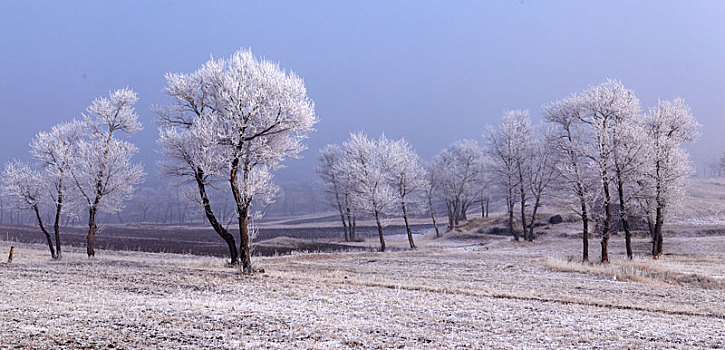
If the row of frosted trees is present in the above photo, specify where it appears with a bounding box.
[2,49,318,272]
[319,80,699,262]
[2,48,697,268]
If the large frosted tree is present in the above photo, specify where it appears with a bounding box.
[578,80,640,263]
[432,140,485,231]
[158,48,317,271]
[639,98,699,258]
[544,94,595,261]
[2,161,57,258]
[388,138,427,249]
[317,144,352,241]
[29,120,84,259]
[337,133,397,252]
[69,88,145,258]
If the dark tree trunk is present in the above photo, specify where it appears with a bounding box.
[446,200,454,231]
[459,201,468,221]
[401,200,415,249]
[579,188,590,262]
[33,205,57,259]
[507,192,518,241]
[653,206,664,259]
[86,207,97,258]
[351,215,356,240]
[485,197,490,218]
[527,196,541,242]
[239,211,252,273]
[53,179,64,259]
[519,185,528,242]
[195,169,239,265]
[428,194,440,238]
[601,174,612,263]
[374,209,386,252]
[615,169,633,259]
[334,185,349,241]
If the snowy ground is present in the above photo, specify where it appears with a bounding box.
[1,227,724,349]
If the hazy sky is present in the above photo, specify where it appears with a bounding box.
[1,1,724,184]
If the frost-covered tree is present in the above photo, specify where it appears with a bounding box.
[578,80,640,262]
[337,133,397,252]
[639,98,699,258]
[157,48,317,271]
[432,140,486,230]
[29,120,84,259]
[1,161,57,258]
[388,138,427,249]
[423,162,442,238]
[485,112,530,241]
[526,124,558,240]
[69,88,145,258]
[544,94,595,261]
[318,144,352,241]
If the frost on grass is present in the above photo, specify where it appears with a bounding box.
[1,233,724,349]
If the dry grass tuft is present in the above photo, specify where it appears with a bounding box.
[544,256,723,289]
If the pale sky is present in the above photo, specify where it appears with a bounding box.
[2,1,724,184]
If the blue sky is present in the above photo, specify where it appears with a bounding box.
[1,1,724,183]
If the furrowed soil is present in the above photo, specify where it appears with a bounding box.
[1,223,723,349]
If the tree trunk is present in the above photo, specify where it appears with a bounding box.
[507,192,518,241]
[87,206,97,258]
[53,179,64,259]
[519,184,528,242]
[239,211,252,273]
[653,206,664,259]
[33,205,57,259]
[579,189,589,262]
[401,200,415,249]
[485,197,490,218]
[601,176,612,263]
[195,169,239,265]
[527,196,541,242]
[374,209,386,252]
[428,194,440,238]
[446,200,454,231]
[351,215,356,240]
[615,170,633,259]
[334,186,349,241]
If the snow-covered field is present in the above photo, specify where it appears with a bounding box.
[1,228,724,349]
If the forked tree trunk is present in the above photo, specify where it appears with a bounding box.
[374,209,386,252]
[33,205,57,259]
[401,200,415,249]
[230,158,254,273]
[446,200,454,231]
[195,169,239,265]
